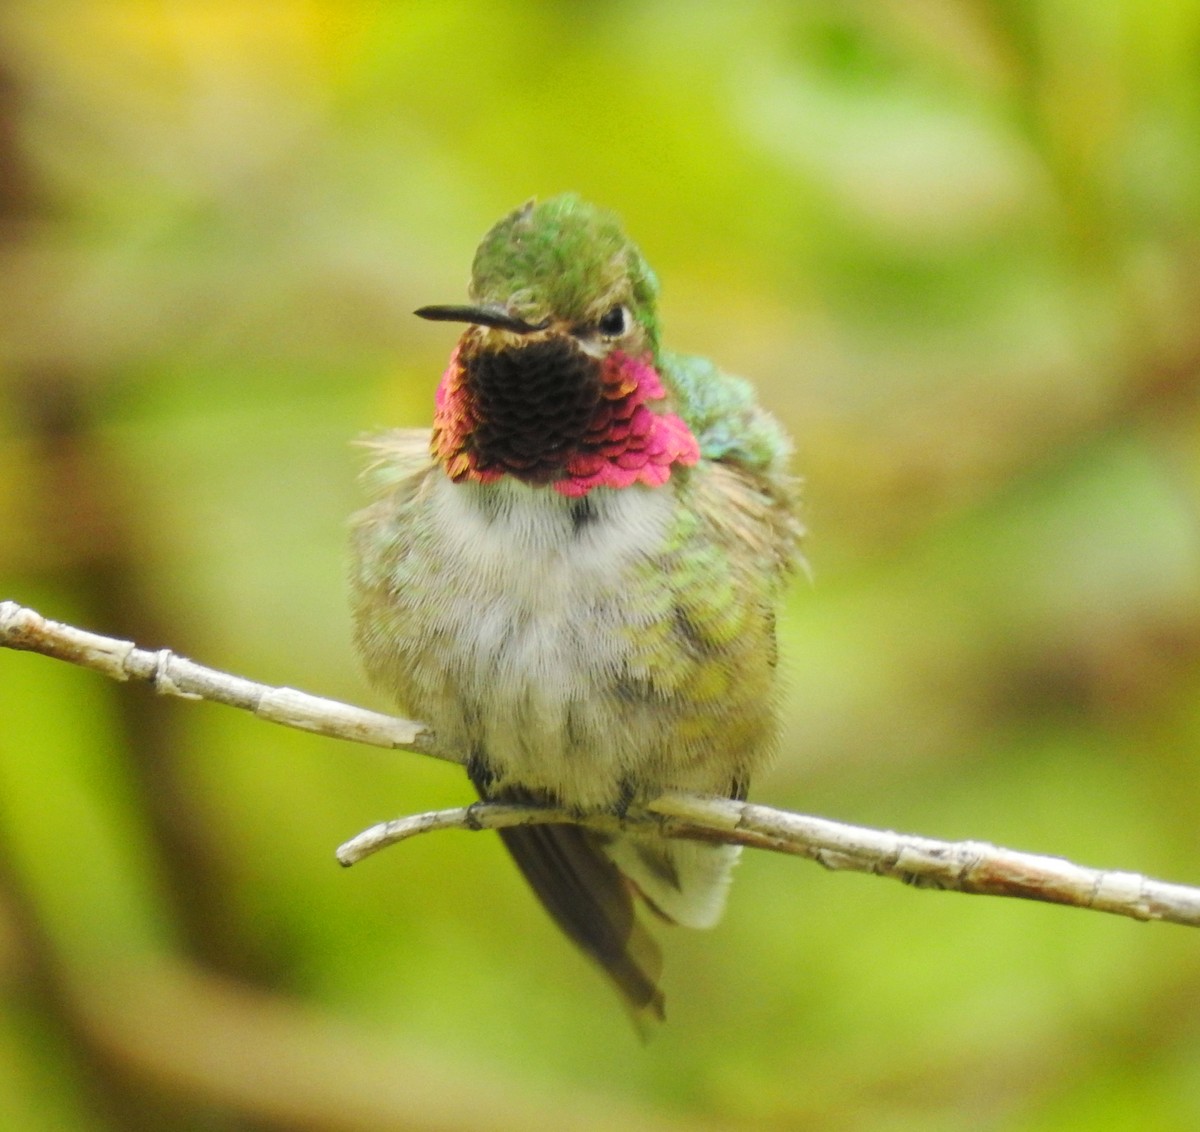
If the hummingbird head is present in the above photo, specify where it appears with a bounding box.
[419,195,698,498]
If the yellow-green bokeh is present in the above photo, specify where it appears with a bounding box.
[3,3,1200,1129]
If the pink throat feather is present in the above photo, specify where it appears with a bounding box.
[431,346,700,497]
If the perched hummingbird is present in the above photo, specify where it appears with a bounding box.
[350,195,800,1023]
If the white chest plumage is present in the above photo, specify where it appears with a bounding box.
[412,476,677,807]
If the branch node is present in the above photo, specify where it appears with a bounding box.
[153,649,202,700]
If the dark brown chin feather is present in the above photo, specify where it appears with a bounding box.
[463,336,602,483]
[482,784,665,1027]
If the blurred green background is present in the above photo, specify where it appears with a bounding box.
[2,2,1200,1129]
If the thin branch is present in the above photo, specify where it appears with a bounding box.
[5,600,1200,929]
[336,796,1200,928]
[0,600,437,756]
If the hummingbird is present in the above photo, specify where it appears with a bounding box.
[349,195,800,1024]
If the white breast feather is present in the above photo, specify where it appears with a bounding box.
[420,477,673,805]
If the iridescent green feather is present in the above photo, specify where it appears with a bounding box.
[663,351,792,477]
[470,195,661,350]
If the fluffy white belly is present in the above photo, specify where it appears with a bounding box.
[420,476,674,805]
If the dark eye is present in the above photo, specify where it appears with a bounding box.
[597,305,627,337]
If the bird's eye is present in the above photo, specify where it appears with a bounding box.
[597,305,628,338]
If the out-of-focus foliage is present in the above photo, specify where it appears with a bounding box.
[2,2,1200,1129]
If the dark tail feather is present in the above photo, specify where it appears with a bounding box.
[493,816,665,1026]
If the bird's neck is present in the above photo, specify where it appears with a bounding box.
[426,473,678,587]
[431,343,700,498]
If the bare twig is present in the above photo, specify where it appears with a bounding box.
[336,795,1200,928]
[0,600,435,755]
[5,599,1200,929]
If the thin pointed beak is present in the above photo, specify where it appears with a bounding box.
[414,304,550,335]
